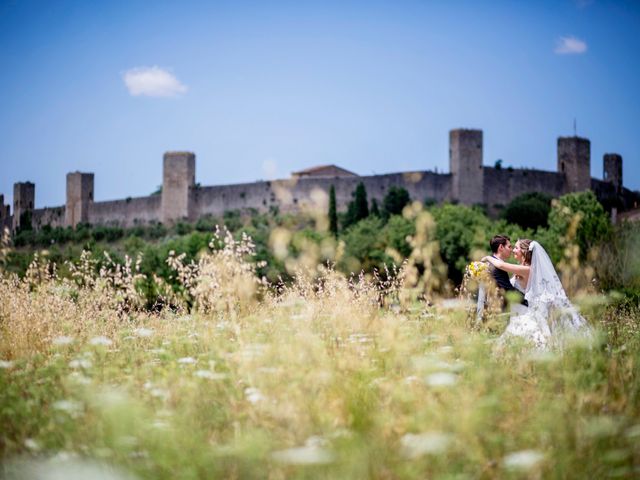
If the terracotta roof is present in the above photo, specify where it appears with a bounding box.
[291,164,358,177]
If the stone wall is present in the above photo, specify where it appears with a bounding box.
[193,171,452,217]
[89,195,161,227]
[591,179,639,212]
[32,207,66,229]
[482,167,566,207]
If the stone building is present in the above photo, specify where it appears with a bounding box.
[1,128,638,233]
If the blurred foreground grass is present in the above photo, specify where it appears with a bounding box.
[2,289,639,478]
[1,221,640,479]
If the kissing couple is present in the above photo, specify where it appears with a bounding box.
[480,235,592,350]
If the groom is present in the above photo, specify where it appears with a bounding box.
[488,235,528,308]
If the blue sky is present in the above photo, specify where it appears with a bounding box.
[1,0,639,209]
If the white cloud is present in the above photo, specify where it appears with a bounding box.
[123,66,188,97]
[554,36,588,55]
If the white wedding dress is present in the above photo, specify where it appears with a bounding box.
[498,241,592,350]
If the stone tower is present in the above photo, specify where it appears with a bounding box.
[12,181,35,231]
[65,172,94,228]
[450,129,484,205]
[557,136,591,193]
[0,194,9,222]
[161,151,195,224]
[603,153,623,192]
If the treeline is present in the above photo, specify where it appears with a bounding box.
[5,185,638,302]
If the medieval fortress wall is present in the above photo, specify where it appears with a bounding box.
[0,128,634,232]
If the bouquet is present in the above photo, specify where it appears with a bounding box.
[465,261,488,280]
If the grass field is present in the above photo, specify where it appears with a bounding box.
[1,229,639,479]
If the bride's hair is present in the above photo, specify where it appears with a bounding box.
[517,239,533,265]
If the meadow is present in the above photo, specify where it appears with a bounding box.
[1,197,640,479]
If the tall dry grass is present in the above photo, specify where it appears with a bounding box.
[1,215,639,479]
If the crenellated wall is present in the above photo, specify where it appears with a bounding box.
[2,127,638,232]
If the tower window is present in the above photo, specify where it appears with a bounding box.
[561,162,565,172]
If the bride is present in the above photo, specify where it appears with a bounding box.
[482,239,592,350]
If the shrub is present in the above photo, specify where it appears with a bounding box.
[431,203,492,284]
[382,186,410,220]
[548,191,612,260]
[343,183,369,230]
[340,216,389,273]
[502,192,552,230]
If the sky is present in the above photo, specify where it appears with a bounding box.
[1,0,639,209]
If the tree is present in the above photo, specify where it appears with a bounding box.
[431,203,492,284]
[502,192,552,231]
[383,215,415,258]
[343,182,369,229]
[370,198,381,217]
[340,216,388,273]
[548,190,612,260]
[382,186,410,220]
[328,185,338,237]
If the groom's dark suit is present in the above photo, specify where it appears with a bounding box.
[489,255,528,308]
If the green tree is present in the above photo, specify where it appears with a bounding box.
[340,216,388,273]
[502,192,552,231]
[328,185,338,237]
[370,198,381,217]
[383,215,415,258]
[343,182,369,229]
[548,191,612,260]
[431,203,492,284]
[382,186,410,220]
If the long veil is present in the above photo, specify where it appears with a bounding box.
[524,241,590,341]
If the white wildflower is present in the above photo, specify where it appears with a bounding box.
[150,388,169,400]
[24,438,41,451]
[2,458,136,479]
[52,399,83,417]
[89,336,113,347]
[400,431,453,458]
[244,387,265,404]
[134,328,153,338]
[152,420,170,430]
[68,372,92,385]
[69,358,92,369]
[239,344,267,359]
[425,372,458,387]
[194,370,227,380]
[271,445,335,465]
[52,336,74,346]
[0,360,14,369]
[177,357,197,365]
[439,298,468,310]
[502,449,545,471]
